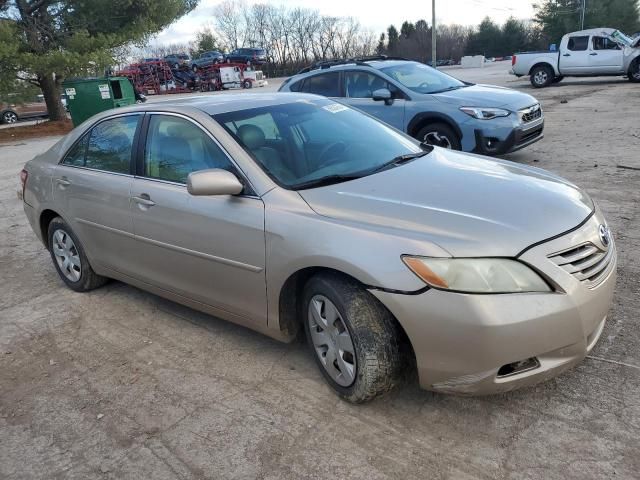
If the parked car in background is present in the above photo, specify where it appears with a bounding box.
[20,93,615,402]
[225,48,267,65]
[1,94,49,124]
[511,28,640,87]
[279,56,544,155]
[164,53,190,69]
[190,50,225,71]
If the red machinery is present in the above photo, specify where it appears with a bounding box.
[117,60,192,95]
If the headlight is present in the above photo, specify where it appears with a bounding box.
[460,107,510,120]
[402,256,551,293]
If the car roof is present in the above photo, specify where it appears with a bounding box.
[121,92,327,116]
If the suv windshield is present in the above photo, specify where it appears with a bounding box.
[380,62,467,94]
[213,99,423,189]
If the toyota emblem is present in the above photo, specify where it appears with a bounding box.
[598,224,610,247]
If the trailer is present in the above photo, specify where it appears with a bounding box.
[194,63,268,91]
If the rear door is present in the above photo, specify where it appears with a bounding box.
[341,70,406,131]
[559,35,591,74]
[53,113,141,273]
[589,35,624,74]
[129,113,267,324]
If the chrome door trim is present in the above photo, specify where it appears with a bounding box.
[75,218,135,238]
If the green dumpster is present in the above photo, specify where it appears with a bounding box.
[62,77,136,126]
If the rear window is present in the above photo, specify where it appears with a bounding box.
[567,36,589,51]
[301,73,341,97]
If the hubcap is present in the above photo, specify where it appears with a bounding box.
[423,131,453,149]
[3,112,17,123]
[307,295,356,387]
[534,70,548,85]
[52,229,81,282]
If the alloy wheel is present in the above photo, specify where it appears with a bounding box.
[307,295,356,387]
[52,229,81,282]
[3,111,17,124]
[534,70,548,86]
[423,131,453,149]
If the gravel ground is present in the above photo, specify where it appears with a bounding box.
[1,62,639,479]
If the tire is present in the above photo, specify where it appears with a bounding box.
[302,273,409,403]
[416,122,461,150]
[192,64,198,72]
[552,75,564,83]
[530,65,554,88]
[629,59,640,83]
[1,110,18,124]
[47,217,108,292]
[242,79,252,89]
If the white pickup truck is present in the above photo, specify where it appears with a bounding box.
[511,28,640,88]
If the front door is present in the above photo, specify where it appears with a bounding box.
[341,71,406,131]
[129,114,267,324]
[589,36,624,74]
[53,114,141,273]
[560,35,592,75]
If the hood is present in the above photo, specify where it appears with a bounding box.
[432,84,539,110]
[298,149,593,257]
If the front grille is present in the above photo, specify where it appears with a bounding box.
[548,241,615,288]
[519,104,542,123]
[517,127,543,146]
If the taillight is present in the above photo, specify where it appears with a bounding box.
[19,169,28,199]
[512,55,516,66]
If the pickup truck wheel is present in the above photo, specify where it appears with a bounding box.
[2,110,18,124]
[530,65,554,88]
[303,273,409,403]
[629,59,640,83]
[416,123,461,150]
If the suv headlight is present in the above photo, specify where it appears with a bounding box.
[402,256,551,293]
[460,107,510,120]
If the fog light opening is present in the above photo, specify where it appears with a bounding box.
[497,357,540,378]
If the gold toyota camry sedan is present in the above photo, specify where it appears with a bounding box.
[20,94,616,402]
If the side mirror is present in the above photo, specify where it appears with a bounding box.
[372,88,393,105]
[187,169,243,196]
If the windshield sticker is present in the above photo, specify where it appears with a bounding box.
[323,103,348,113]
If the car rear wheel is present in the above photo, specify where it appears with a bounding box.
[530,65,554,88]
[303,273,408,403]
[629,59,640,83]
[47,217,108,292]
[416,123,461,150]
[2,110,18,124]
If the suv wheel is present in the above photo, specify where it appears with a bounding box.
[2,110,18,124]
[302,273,408,403]
[47,217,108,292]
[417,123,461,150]
[530,65,554,88]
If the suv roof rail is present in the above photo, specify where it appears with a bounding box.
[296,55,411,74]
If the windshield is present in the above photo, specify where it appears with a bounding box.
[381,62,467,94]
[213,98,423,189]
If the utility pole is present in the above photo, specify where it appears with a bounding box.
[580,0,586,30]
[432,0,437,68]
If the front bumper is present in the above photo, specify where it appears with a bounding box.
[472,116,544,155]
[371,213,616,395]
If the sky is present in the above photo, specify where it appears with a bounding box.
[153,0,535,46]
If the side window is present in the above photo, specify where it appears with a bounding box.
[288,79,304,92]
[144,115,235,184]
[302,72,341,97]
[344,71,390,98]
[593,36,620,50]
[567,36,589,51]
[62,135,89,167]
[78,116,138,173]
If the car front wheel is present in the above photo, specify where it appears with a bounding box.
[2,110,18,124]
[303,273,409,403]
[47,217,108,292]
[416,123,461,150]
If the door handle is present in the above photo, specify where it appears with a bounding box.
[133,194,155,207]
[563,53,571,57]
[55,177,71,187]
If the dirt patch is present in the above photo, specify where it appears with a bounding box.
[0,120,72,143]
